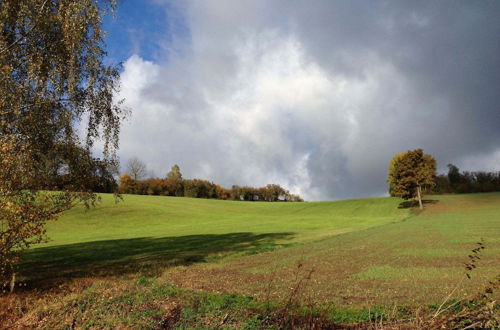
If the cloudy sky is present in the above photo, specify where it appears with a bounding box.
[102,0,500,201]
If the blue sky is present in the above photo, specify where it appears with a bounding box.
[103,0,187,64]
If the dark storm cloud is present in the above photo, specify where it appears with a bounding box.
[116,0,500,200]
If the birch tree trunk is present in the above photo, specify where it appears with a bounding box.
[9,273,15,293]
[417,186,423,210]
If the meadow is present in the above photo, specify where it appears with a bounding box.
[2,193,500,328]
[19,194,408,282]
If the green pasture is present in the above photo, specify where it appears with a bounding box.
[19,192,500,308]
[39,194,409,246]
[163,193,500,307]
[20,194,407,281]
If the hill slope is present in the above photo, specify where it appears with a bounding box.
[19,193,500,308]
[41,194,410,245]
[166,193,500,306]
[21,194,408,281]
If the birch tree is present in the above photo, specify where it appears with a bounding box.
[0,0,125,289]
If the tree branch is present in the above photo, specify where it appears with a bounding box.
[0,0,49,55]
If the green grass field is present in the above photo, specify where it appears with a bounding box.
[20,194,409,281]
[162,193,500,307]
[8,193,500,328]
[36,194,410,246]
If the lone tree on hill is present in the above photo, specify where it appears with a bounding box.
[0,0,125,289]
[127,156,147,180]
[387,149,436,209]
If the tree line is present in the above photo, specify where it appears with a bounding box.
[119,163,304,202]
[432,164,500,194]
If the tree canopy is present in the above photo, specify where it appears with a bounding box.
[166,164,183,181]
[0,0,124,288]
[387,149,436,209]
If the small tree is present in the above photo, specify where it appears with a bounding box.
[263,184,286,202]
[126,157,147,180]
[166,164,183,196]
[447,164,462,190]
[166,164,182,181]
[387,149,436,209]
[118,173,136,194]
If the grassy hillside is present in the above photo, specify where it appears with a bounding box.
[20,194,409,281]
[165,193,500,307]
[40,194,409,245]
[6,193,500,328]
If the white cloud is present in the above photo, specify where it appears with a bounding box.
[114,0,500,200]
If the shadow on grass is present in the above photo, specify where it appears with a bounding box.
[18,232,294,286]
[398,199,439,209]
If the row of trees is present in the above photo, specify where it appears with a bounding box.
[119,164,303,202]
[433,164,500,194]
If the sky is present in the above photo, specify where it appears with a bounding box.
[102,0,500,201]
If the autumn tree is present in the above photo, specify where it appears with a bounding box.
[166,164,183,197]
[214,184,231,200]
[387,149,436,209]
[183,179,216,199]
[126,156,147,180]
[264,184,287,202]
[388,152,406,197]
[166,164,182,181]
[0,0,125,288]
[118,174,136,194]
